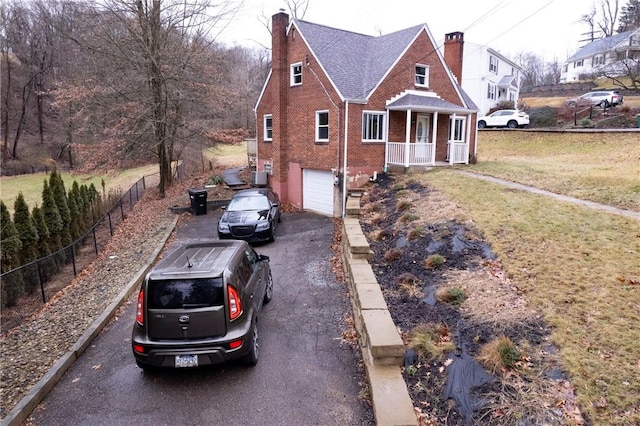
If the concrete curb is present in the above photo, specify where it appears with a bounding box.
[341,196,418,426]
[1,216,179,426]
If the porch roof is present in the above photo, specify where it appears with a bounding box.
[386,92,475,114]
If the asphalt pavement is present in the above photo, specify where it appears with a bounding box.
[26,209,374,425]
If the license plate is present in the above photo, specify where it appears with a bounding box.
[175,355,198,368]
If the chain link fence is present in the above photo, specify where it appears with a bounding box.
[0,170,174,335]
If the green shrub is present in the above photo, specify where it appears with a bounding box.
[423,254,446,269]
[527,106,558,127]
[407,226,423,240]
[208,174,224,185]
[436,287,467,305]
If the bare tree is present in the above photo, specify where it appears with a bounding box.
[54,0,241,197]
[284,0,309,19]
[581,0,621,38]
[258,0,310,42]
[598,0,621,36]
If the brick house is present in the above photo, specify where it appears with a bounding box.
[255,12,478,217]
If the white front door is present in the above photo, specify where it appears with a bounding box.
[415,114,430,143]
[415,114,430,161]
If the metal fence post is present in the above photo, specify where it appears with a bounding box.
[93,228,98,255]
[37,261,46,303]
[71,244,77,276]
[108,211,114,236]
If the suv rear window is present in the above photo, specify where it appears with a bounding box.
[147,278,224,309]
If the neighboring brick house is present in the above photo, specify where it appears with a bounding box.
[560,28,640,83]
[459,41,523,115]
[255,12,478,217]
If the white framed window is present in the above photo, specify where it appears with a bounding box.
[593,55,605,66]
[290,62,302,86]
[489,55,498,73]
[449,117,466,142]
[362,111,386,142]
[415,64,429,87]
[263,114,272,141]
[315,110,329,142]
[574,59,583,68]
[487,82,497,100]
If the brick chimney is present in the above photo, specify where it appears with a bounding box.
[271,10,289,183]
[443,31,464,85]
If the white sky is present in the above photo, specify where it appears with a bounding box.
[216,0,600,61]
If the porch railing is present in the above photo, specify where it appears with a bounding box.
[387,141,469,166]
[449,142,469,164]
[386,142,433,166]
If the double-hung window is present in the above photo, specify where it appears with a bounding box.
[415,64,429,87]
[489,55,498,74]
[263,115,272,141]
[487,83,497,100]
[290,62,302,86]
[362,112,385,142]
[316,111,329,142]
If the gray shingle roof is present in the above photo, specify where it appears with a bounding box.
[294,19,425,99]
[386,93,473,112]
[567,29,639,61]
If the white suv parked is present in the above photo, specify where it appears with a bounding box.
[565,90,624,108]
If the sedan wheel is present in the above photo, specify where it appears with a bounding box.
[507,120,517,129]
[264,272,273,304]
[477,121,486,129]
[244,322,259,366]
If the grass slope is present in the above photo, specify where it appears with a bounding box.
[472,132,640,211]
[450,131,640,423]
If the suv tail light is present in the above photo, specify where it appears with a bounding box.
[227,285,242,321]
[136,289,144,325]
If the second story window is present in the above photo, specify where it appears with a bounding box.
[574,59,584,68]
[316,111,329,142]
[263,115,272,141]
[489,55,498,74]
[415,64,429,87]
[290,62,302,86]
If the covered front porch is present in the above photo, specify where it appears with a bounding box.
[384,91,477,168]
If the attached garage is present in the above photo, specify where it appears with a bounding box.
[302,169,334,216]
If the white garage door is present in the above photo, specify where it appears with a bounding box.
[303,169,334,216]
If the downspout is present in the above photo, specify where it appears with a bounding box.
[342,101,349,218]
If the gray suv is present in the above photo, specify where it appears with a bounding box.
[132,240,273,369]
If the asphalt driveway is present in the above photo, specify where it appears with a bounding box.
[29,210,374,425]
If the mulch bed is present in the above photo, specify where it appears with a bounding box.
[359,173,584,425]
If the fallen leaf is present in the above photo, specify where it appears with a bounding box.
[91,364,101,370]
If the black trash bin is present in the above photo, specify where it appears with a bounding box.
[188,189,208,215]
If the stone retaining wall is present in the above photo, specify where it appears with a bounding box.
[341,195,417,426]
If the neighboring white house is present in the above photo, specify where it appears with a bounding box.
[459,41,523,115]
[560,28,640,82]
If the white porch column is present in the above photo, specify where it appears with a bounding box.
[465,113,472,164]
[404,109,412,167]
[449,113,456,165]
[431,111,438,165]
[384,109,390,171]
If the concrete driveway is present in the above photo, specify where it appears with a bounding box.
[28,210,374,425]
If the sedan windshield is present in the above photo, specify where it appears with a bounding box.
[228,195,270,211]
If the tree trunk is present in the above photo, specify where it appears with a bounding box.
[12,82,33,159]
[2,50,11,164]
